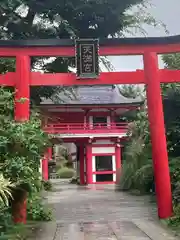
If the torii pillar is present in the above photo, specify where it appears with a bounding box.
[144,52,173,219]
[13,55,30,224]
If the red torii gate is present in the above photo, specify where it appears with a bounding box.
[2,35,180,220]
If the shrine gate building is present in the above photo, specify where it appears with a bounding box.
[41,85,142,184]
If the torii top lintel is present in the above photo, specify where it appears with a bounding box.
[0,34,180,56]
[1,35,180,88]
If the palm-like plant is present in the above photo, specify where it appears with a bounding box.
[0,174,15,206]
[119,137,153,192]
[117,103,154,193]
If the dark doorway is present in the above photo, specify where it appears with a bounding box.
[95,155,113,171]
[96,174,113,182]
[95,155,113,182]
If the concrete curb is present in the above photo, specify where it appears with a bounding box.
[133,219,179,240]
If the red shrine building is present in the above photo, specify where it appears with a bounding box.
[41,85,142,184]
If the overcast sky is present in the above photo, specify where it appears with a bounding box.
[109,0,179,71]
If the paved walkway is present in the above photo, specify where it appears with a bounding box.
[33,180,179,239]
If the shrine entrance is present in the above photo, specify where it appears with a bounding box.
[2,35,180,220]
[94,155,115,183]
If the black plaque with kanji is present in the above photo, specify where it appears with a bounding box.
[75,39,99,79]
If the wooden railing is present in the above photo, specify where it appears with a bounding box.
[43,122,128,134]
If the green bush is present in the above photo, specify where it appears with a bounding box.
[69,176,80,184]
[0,88,52,229]
[42,180,53,191]
[57,167,75,179]
[117,137,154,194]
[27,194,52,221]
[0,204,12,235]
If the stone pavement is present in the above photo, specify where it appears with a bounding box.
[33,180,179,239]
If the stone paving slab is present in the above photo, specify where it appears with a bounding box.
[33,181,179,240]
[34,221,150,240]
[33,220,179,240]
[134,219,178,240]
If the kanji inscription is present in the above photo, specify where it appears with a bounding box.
[75,39,99,79]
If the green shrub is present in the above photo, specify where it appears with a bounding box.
[69,176,80,184]
[117,138,154,194]
[167,204,180,228]
[0,88,52,236]
[57,167,75,179]
[0,204,12,235]
[27,194,52,221]
[42,180,53,191]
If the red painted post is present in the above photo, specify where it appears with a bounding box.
[115,144,121,170]
[144,52,173,219]
[15,55,30,121]
[79,145,85,185]
[13,55,30,224]
[115,144,121,184]
[86,144,93,184]
[48,147,52,161]
[42,152,49,181]
[12,191,27,224]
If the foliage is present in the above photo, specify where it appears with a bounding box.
[0,87,52,237]
[54,145,73,171]
[161,56,180,227]
[0,88,49,185]
[161,54,180,158]
[118,106,154,193]
[0,0,163,104]
[57,167,75,179]
[162,54,180,207]
[0,0,160,39]
[118,83,180,194]
[42,180,53,192]
[27,194,52,221]
[117,54,180,231]
[116,83,153,193]
[163,54,180,70]
[0,204,12,236]
[0,222,31,240]
[0,174,15,206]
[69,176,80,184]
[118,84,144,99]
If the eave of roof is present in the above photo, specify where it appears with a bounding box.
[40,85,144,106]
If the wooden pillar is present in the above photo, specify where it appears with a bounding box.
[48,147,52,161]
[110,110,115,126]
[115,144,121,169]
[79,145,85,185]
[15,55,30,121]
[42,151,49,181]
[86,143,92,184]
[144,52,173,219]
[84,115,87,128]
[12,191,27,224]
[115,144,121,184]
[13,55,30,224]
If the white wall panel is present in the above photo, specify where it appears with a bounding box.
[112,155,116,171]
[107,116,111,127]
[113,174,116,182]
[92,156,96,171]
[93,174,96,183]
[93,140,113,145]
[92,147,115,154]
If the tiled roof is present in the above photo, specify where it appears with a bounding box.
[40,85,143,105]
